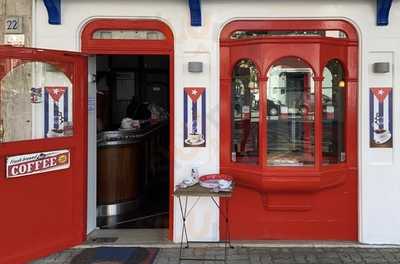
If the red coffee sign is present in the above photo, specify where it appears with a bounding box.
[6,150,70,178]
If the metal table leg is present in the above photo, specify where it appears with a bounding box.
[178,195,233,263]
[178,196,189,263]
[210,196,233,248]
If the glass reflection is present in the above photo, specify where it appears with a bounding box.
[322,59,346,164]
[230,30,347,40]
[0,61,73,143]
[266,57,315,166]
[231,59,259,164]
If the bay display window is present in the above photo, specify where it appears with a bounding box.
[219,20,359,241]
[230,57,345,168]
[220,20,358,189]
[230,57,317,167]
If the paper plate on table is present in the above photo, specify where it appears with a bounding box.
[199,174,233,189]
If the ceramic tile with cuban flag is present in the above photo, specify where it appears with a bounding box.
[370,87,393,148]
[44,86,72,138]
[184,87,206,147]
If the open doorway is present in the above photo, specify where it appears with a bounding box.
[82,19,174,241]
[95,54,170,230]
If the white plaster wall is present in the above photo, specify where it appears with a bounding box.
[32,0,400,244]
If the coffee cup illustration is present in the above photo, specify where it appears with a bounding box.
[188,133,203,143]
[374,128,391,144]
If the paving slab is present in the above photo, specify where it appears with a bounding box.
[31,245,400,264]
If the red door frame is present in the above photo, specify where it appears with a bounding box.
[81,19,174,240]
[0,47,87,263]
[219,20,359,240]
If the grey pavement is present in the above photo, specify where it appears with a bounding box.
[31,246,400,264]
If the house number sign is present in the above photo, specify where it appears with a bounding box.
[4,16,23,34]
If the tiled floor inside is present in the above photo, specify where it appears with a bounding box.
[86,228,172,246]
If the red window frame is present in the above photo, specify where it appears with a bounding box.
[220,20,358,193]
[81,19,174,54]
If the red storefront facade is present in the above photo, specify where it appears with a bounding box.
[2,0,400,263]
[219,20,358,240]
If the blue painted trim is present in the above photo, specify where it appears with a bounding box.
[188,0,201,26]
[43,0,61,25]
[377,0,393,26]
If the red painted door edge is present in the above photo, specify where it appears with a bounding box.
[81,19,175,241]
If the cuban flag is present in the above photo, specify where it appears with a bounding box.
[370,87,393,147]
[44,86,69,137]
[184,87,206,147]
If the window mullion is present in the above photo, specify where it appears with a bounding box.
[259,76,268,168]
[314,76,323,170]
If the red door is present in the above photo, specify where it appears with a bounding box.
[220,20,358,240]
[0,46,87,263]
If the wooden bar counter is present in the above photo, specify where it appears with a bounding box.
[96,121,167,217]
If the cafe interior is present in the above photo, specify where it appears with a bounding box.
[95,55,170,230]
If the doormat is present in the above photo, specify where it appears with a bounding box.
[70,247,158,264]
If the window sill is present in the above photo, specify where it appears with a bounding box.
[221,163,352,193]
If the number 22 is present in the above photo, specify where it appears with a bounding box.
[7,20,18,30]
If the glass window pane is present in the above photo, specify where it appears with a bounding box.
[93,30,166,40]
[0,61,73,143]
[230,30,347,40]
[266,57,315,167]
[322,59,346,164]
[231,59,259,164]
